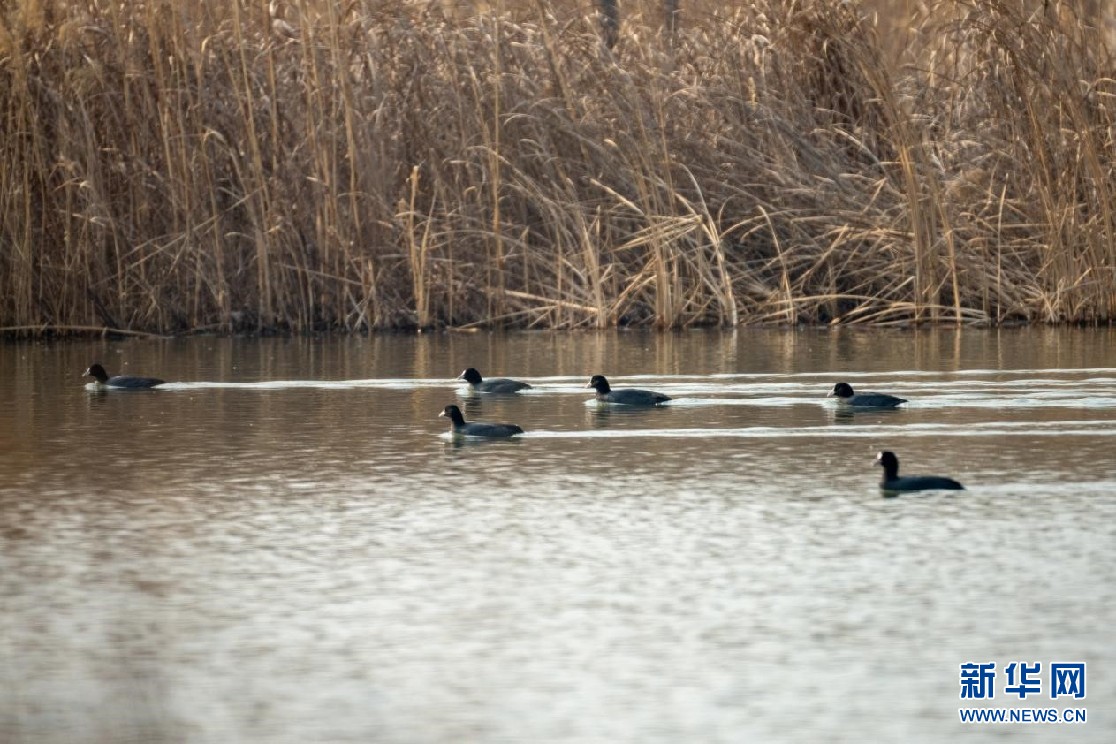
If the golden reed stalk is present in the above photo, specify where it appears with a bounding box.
[1,0,1114,335]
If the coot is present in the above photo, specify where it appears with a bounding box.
[876,450,964,493]
[457,367,531,394]
[83,363,165,389]
[586,375,670,406]
[828,382,906,408]
[440,405,524,438]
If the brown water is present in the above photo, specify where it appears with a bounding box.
[2,329,1114,743]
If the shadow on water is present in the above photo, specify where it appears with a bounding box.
[584,401,674,429]
[827,406,908,425]
[442,435,526,451]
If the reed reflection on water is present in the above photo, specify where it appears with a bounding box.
[1,329,1114,743]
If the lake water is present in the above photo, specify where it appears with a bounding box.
[1,329,1114,743]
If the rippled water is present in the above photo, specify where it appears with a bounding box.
[2,329,1114,743]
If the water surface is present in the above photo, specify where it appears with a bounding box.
[2,329,1114,742]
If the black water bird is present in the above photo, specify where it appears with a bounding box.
[876,450,964,493]
[439,404,524,438]
[828,382,906,408]
[83,363,165,389]
[457,367,531,394]
[586,375,671,406]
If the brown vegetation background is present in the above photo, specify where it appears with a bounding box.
[1,0,1115,334]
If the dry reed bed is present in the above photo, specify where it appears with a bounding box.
[1,0,1114,334]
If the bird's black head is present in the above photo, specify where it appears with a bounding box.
[586,375,611,393]
[440,405,466,425]
[457,368,483,384]
[84,363,109,382]
[828,382,855,399]
[876,450,900,476]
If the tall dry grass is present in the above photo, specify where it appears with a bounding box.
[1,0,1114,334]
